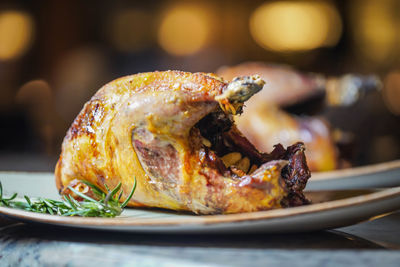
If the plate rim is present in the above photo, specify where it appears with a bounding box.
[311,159,400,181]
[1,186,400,227]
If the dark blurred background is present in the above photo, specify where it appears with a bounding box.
[0,0,399,171]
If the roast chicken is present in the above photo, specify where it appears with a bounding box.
[218,62,381,172]
[233,103,337,171]
[218,62,325,108]
[55,71,311,214]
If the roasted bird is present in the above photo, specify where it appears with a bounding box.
[218,62,375,171]
[218,63,337,171]
[233,103,337,172]
[217,62,380,108]
[218,62,325,108]
[218,62,381,172]
[55,71,311,214]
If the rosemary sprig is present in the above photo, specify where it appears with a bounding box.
[0,178,136,217]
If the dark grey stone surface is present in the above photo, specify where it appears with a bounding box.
[1,212,400,266]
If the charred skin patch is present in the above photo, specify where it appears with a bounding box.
[68,100,105,140]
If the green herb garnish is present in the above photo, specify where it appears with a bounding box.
[0,178,136,217]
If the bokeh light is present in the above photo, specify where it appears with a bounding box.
[54,47,109,121]
[249,1,342,52]
[350,0,397,64]
[16,80,55,154]
[383,71,400,115]
[0,10,34,61]
[107,8,153,52]
[158,4,214,56]
[16,80,52,110]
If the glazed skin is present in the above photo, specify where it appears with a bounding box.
[55,71,310,214]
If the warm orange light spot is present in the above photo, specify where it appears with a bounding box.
[0,11,34,60]
[158,4,213,56]
[249,1,342,52]
[107,8,153,52]
[350,0,397,63]
[383,71,400,115]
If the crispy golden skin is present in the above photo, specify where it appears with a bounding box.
[55,71,310,214]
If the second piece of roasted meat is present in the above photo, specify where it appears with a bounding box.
[218,62,338,172]
[55,71,311,214]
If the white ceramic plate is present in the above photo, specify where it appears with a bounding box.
[1,171,400,233]
[308,159,400,190]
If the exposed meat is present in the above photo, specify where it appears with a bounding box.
[223,126,266,165]
[55,71,311,214]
